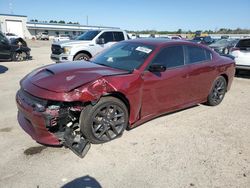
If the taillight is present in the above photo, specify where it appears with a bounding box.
[230,47,240,52]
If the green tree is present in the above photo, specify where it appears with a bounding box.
[58,20,65,24]
[177,29,182,34]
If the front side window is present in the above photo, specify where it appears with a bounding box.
[91,42,155,71]
[99,32,114,43]
[151,46,184,68]
[186,46,211,64]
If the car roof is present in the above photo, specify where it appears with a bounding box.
[124,38,205,47]
[88,29,124,32]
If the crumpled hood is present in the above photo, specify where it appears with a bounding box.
[54,40,91,47]
[27,62,129,93]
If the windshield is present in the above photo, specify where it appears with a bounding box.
[76,30,100,40]
[91,42,155,71]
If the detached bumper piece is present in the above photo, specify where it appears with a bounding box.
[63,125,91,158]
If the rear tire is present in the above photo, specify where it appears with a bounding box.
[74,53,90,61]
[80,97,128,144]
[206,76,227,106]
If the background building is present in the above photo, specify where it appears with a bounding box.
[0,13,119,39]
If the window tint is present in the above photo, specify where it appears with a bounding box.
[186,46,210,64]
[152,46,184,68]
[113,32,125,41]
[0,32,8,44]
[205,50,212,61]
[236,39,250,48]
[99,32,114,43]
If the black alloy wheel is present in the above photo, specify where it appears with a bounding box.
[207,76,227,106]
[80,97,128,144]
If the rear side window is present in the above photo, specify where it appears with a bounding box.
[99,32,114,43]
[236,39,250,48]
[113,32,125,41]
[151,46,184,68]
[186,46,211,64]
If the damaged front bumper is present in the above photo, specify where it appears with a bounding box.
[16,89,90,158]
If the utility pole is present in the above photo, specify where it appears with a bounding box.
[9,0,13,14]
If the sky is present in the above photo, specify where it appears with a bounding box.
[0,0,249,31]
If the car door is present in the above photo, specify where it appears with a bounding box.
[92,31,116,56]
[0,32,11,60]
[99,31,116,49]
[184,45,216,101]
[141,45,191,117]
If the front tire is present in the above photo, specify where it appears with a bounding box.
[12,52,27,61]
[74,53,90,61]
[206,76,227,106]
[80,97,128,144]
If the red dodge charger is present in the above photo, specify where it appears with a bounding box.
[16,39,235,157]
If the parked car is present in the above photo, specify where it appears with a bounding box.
[209,39,239,54]
[36,32,49,40]
[5,33,19,40]
[51,29,129,62]
[191,36,214,45]
[170,35,182,40]
[0,31,31,61]
[16,39,235,157]
[230,38,250,70]
[53,34,71,42]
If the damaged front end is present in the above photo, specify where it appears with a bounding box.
[44,101,91,158]
[16,89,91,158]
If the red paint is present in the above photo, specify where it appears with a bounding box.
[16,39,235,145]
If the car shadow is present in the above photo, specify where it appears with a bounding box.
[235,70,250,79]
[0,65,8,74]
[61,175,102,188]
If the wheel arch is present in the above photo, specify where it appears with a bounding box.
[103,92,130,116]
[73,50,92,60]
[220,73,229,88]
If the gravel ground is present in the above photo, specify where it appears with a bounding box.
[0,40,249,188]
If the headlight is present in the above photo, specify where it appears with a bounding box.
[63,46,72,54]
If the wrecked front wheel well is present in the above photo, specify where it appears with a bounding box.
[103,92,130,115]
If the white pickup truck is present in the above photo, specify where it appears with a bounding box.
[53,34,71,42]
[51,29,129,62]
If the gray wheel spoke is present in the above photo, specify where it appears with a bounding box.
[105,129,112,139]
[114,113,124,118]
[94,124,102,132]
[113,119,125,126]
[98,129,106,138]
[109,122,119,135]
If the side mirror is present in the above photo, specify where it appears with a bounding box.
[96,38,105,44]
[148,64,166,72]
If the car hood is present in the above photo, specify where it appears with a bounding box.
[28,62,129,93]
[54,40,92,47]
